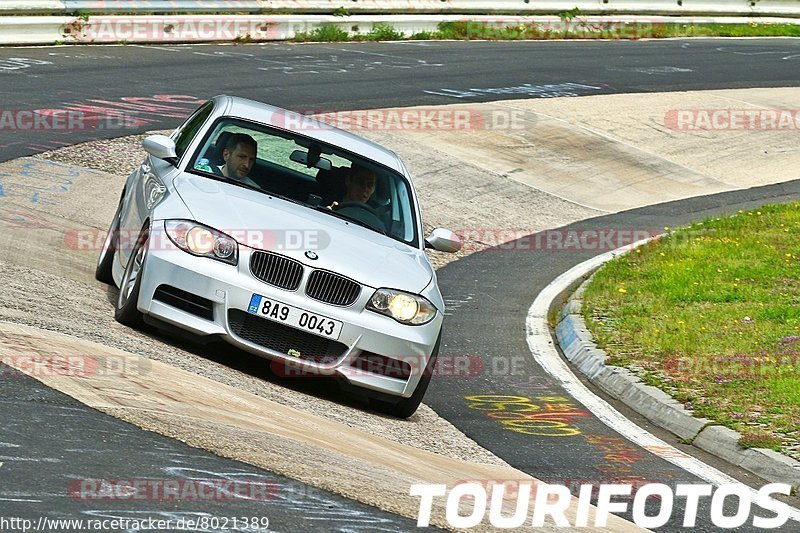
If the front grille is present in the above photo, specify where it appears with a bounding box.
[153,285,214,320]
[306,270,361,306]
[250,251,303,290]
[228,309,347,361]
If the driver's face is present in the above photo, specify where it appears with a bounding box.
[344,171,376,203]
[223,143,256,179]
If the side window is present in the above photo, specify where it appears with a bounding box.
[173,102,213,158]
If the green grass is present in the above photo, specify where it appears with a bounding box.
[581,203,800,452]
[660,22,800,38]
[289,21,800,43]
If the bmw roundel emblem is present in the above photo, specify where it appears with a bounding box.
[305,251,318,260]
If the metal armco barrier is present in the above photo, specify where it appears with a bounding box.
[0,15,69,45]
[1,1,65,13]
[0,0,798,16]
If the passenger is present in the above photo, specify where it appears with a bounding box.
[218,133,259,188]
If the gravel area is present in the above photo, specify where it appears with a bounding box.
[41,132,154,176]
[0,259,506,468]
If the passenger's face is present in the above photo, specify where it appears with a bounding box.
[345,171,376,203]
[223,143,256,178]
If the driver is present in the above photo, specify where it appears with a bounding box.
[331,165,376,209]
[217,133,259,188]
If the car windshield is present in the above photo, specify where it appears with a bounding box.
[188,118,418,247]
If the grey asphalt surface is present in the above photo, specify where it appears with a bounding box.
[1,39,799,531]
[0,369,420,532]
[1,39,799,158]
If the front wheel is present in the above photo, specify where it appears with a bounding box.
[369,333,441,419]
[95,196,123,285]
[114,228,148,328]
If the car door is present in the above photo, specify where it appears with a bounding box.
[117,101,214,269]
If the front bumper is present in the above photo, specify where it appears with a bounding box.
[136,227,442,398]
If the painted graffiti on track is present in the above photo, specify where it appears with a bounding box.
[0,58,53,72]
[465,395,589,436]
[0,94,206,153]
[425,82,604,99]
[0,159,78,206]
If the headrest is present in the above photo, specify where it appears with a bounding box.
[204,131,234,166]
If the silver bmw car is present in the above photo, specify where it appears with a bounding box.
[96,95,461,418]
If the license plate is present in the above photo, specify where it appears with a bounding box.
[247,294,343,340]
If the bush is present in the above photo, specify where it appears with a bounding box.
[365,23,404,41]
[410,30,435,40]
[435,21,470,39]
[294,24,349,42]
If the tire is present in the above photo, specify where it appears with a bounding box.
[95,196,123,285]
[369,333,441,419]
[114,227,148,328]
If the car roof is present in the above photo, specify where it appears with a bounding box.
[215,95,404,173]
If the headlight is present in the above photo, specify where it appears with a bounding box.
[165,220,238,265]
[366,288,437,325]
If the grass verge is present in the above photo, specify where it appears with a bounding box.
[290,20,800,43]
[581,202,800,454]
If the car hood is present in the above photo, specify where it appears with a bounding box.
[172,175,433,293]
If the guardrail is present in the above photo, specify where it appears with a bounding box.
[1,0,800,16]
[2,13,798,46]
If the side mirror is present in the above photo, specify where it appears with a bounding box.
[143,135,178,165]
[425,228,462,253]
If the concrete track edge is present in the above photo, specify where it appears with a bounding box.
[0,319,642,532]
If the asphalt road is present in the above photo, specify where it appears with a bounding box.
[0,369,420,532]
[1,38,799,530]
[0,39,798,158]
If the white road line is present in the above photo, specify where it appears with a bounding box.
[130,45,184,52]
[525,239,800,522]
[0,497,42,502]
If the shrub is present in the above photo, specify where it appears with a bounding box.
[365,23,405,41]
[294,24,349,42]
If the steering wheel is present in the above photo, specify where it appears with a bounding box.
[335,201,381,217]
[335,202,386,233]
